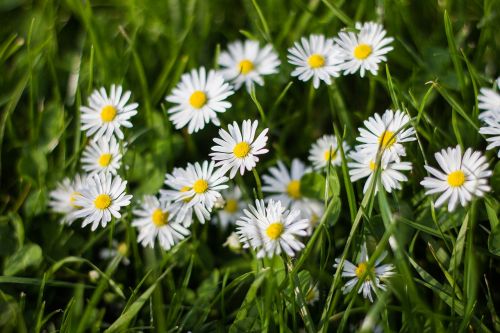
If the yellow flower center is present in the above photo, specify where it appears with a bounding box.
[307,53,325,68]
[189,90,207,109]
[369,160,377,171]
[323,149,336,162]
[238,59,254,75]
[100,105,117,122]
[305,288,316,303]
[94,194,112,210]
[233,142,251,158]
[286,180,301,199]
[447,170,465,187]
[379,130,396,148]
[117,242,128,256]
[180,186,193,202]
[353,44,372,60]
[266,222,284,240]
[70,192,82,208]
[98,153,112,167]
[355,262,370,278]
[151,208,168,227]
[224,199,239,213]
[193,179,209,194]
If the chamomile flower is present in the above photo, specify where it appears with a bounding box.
[217,186,245,229]
[218,40,280,92]
[236,199,309,258]
[49,174,86,225]
[355,109,416,161]
[334,243,395,302]
[305,283,320,305]
[334,21,394,77]
[80,85,138,141]
[287,34,343,89]
[70,173,132,230]
[477,78,500,121]
[348,150,412,193]
[81,136,123,175]
[166,67,234,134]
[479,115,500,157]
[132,195,190,251]
[420,145,492,212]
[223,232,242,253]
[99,240,130,266]
[308,134,350,170]
[210,119,269,178]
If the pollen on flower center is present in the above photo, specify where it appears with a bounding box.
[353,44,372,60]
[100,105,117,122]
[266,222,284,240]
[355,262,370,278]
[323,149,336,162]
[307,53,325,68]
[94,194,112,209]
[238,59,254,75]
[369,160,377,171]
[447,170,465,187]
[117,242,128,256]
[225,199,238,213]
[193,179,209,194]
[379,130,396,148]
[189,90,207,109]
[151,208,168,227]
[287,180,301,199]
[233,142,251,158]
[98,153,112,167]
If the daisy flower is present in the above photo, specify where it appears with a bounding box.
[236,199,309,258]
[217,186,246,229]
[348,149,412,194]
[210,119,269,179]
[132,195,190,251]
[81,136,123,175]
[223,232,242,253]
[479,115,500,157]
[166,67,234,134]
[305,283,320,305]
[49,174,86,225]
[334,243,395,302]
[70,173,132,230]
[334,21,394,77]
[99,240,130,266]
[308,134,350,170]
[287,34,343,89]
[355,109,416,161]
[218,40,280,92]
[80,85,138,141]
[477,78,500,121]
[420,145,492,212]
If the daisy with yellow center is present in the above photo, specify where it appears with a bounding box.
[335,243,395,302]
[166,67,234,134]
[219,40,280,92]
[287,34,343,89]
[355,109,416,161]
[421,145,491,212]
[217,186,245,229]
[334,21,394,77]
[210,119,269,179]
[132,195,190,251]
[308,134,350,170]
[236,199,309,258]
[81,136,123,175]
[80,84,138,141]
[71,173,132,231]
[98,240,131,266]
[478,79,500,158]
[49,174,86,225]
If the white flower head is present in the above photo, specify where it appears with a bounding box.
[287,34,343,89]
[334,22,394,77]
[132,195,190,251]
[348,149,412,194]
[420,145,492,212]
[223,231,242,253]
[236,199,309,258]
[479,115,500,157]
[335,243,395,302]
[166,67,234,134]
[49,174,86,225]
[71,173,132,230]
[218,40,280,92]
[477,78,500,121]
[80,85,138,141]
[81,136,123,175]
[99,240,130,266]
[210,119,269,179]
[355,109,416,161]
[217,186,246,229]
[309,134,350,170]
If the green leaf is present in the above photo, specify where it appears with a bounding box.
[488,224,500,256]
[301,172,340,201]
[3,244,42,276]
